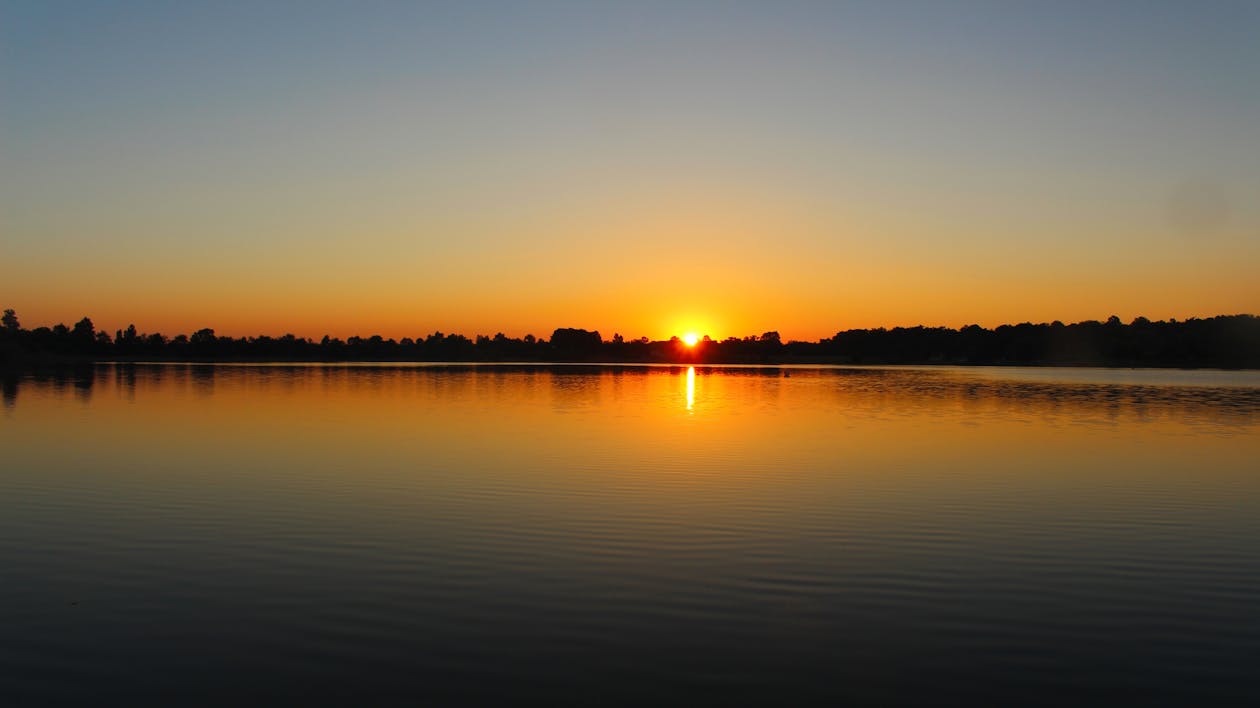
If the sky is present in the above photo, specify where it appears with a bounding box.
[2,0,1258,341]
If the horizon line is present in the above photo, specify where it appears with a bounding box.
[4,308,1257,345]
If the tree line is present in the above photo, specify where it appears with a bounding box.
[2,309,1257,368]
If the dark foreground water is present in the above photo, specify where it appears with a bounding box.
[2,364,1259,706]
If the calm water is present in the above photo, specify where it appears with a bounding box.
[3,364,1259,705]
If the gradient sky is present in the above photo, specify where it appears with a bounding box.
[3,0,1258,341]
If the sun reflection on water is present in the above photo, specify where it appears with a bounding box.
[686,366,695,411]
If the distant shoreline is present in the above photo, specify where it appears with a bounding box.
[2,352,1260,370]
[3,312,1258,370]
[97,359,1259,369]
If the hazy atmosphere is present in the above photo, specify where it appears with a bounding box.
[4,0,1257,340]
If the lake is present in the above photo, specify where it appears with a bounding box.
[2,364,1259,705]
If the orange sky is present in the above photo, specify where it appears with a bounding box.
[8,255,1257,343]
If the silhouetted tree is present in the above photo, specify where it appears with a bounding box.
[72,317,95,341]
[2,311,1258,368]
[550,328,602,359]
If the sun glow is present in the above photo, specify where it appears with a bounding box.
[682,332,700,347]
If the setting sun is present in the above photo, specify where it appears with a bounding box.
[682,333,700,347]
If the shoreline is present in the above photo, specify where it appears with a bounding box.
[5,357,1260,372]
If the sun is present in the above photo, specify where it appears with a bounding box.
[682,332,700,347]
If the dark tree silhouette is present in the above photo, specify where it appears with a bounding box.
[1,307,1257,368]
[550,328,602,358]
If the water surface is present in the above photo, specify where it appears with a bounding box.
[2,364,1259,705]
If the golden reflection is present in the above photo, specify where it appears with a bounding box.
[686,366,695,411]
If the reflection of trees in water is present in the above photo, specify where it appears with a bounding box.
[547,369,607,411]
[117,364,137,402]
[72,367,94,404]
[1,365,1256,429]
[2,365,97,408]
[188,364,216,397]
[814,369,1260,428]
[2,371,16,408]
